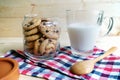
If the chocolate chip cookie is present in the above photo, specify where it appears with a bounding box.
[39,21,60,39]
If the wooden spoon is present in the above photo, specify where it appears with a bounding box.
[70,47,117,75]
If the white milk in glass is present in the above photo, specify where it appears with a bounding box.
[68,23,100,53]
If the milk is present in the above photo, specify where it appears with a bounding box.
[68,23,100,52]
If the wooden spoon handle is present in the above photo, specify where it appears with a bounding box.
[94,47,117,63]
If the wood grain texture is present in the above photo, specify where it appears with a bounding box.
[0,0,120,37]
[0,0,120,17]
[0,18,23,37]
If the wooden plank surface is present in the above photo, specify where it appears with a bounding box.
[0,0,120,18]
[0,0,120,37]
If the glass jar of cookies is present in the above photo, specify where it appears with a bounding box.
[22,14,61,60]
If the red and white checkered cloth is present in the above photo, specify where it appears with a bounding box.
[4,46,120,80]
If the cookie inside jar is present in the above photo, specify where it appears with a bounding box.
[22,15,61,60]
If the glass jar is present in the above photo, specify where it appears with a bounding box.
[22,14,60,60]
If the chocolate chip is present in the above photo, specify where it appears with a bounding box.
[56,30,59,33]
[24,24,30,27]
[39,40,42,43]
[41,19,48,22]
[29,22,34,25]
[46,30,49,33]
[27,24,30,27]
[54,30,59,33]
[49,39,52,42]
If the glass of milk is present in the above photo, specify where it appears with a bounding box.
[66,10,113,56]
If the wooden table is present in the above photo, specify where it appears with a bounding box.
[0,36,120,80]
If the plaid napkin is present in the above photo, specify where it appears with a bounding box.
[4,46,120,80]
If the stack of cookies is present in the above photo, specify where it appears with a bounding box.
[23,18,60,56]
